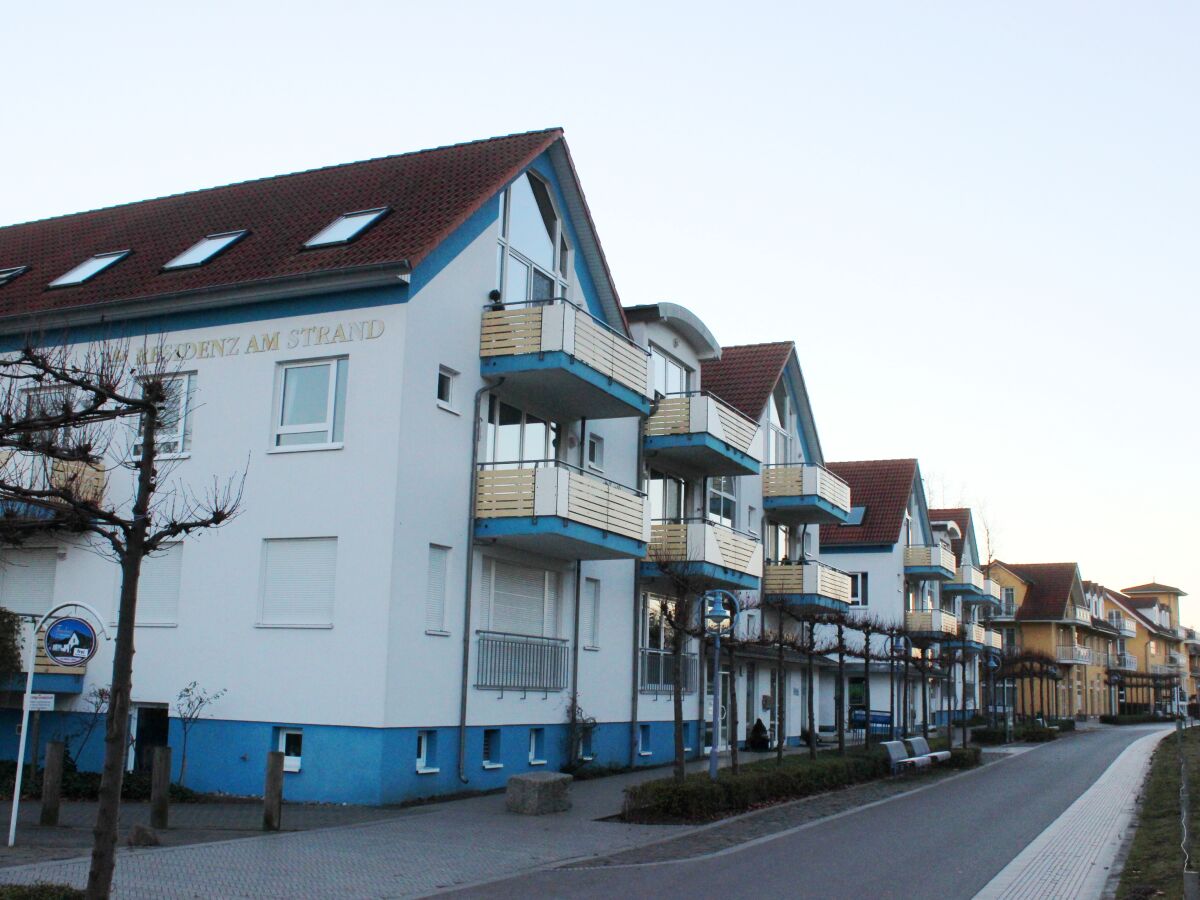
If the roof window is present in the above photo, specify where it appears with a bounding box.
[0,266,28,287]
[49,251,129,288]
[304,208,388,248]
[163,230,247,270]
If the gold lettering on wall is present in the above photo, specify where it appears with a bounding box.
[135,319,383,365]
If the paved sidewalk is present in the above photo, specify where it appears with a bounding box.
[974,726,1172,900]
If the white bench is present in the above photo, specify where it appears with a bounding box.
[882,740,929,773]
[905,736,951,764]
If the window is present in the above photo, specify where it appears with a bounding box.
[136,543,183,626]
[647,470,685,522]
[649,346,690,398]
[496,173,570,303]
[586,434,604,471]
[416,730,438,773]
[639,723,652,756]
[767,523,791,563]
[0,266,28,287]
[747,506,758,535]
[1004,627,1017,649]
[278,729,303,773]
[580,729,594,761]
[1149,641,1158,656]
[163,231,247,270]
[425,545,449,634]
[49,251,130,288]
[764,385,791,465]
[274,358,348,448]
[481,559,559,637]
[259,537,337,627]
[304,208,388,248]
[136,374,193,457]
[708,476,737,528]
[642,594,676,653]
[482,728,502,768]
[849,573,869,606]
[0,548,57,616]
[580,577,599,649]
[436,366,457,411]
[843,506,866,526]
[483,397,557,465]
[528,727,546,765]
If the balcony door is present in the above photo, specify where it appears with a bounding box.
[483,397,559,468]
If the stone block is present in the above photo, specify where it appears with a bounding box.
[505,771,572,815]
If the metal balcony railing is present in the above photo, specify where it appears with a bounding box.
[1112,652,1137,671]
[1106,613,1136,637]
[639,648,698,695]
[1056,645,1092,665]
[475,631,570,692]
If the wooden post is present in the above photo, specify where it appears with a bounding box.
[26,711,41,790]
[150,746,171,830]
[39,741,64,827]
[263,751,284,831]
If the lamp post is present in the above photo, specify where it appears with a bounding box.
[704,590,739,781]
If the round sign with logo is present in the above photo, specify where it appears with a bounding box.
[44,617,97,667]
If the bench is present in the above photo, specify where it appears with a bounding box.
[905,736,951,764]
[505,771,572,815]
[882,740,929,774]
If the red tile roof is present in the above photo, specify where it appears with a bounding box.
[820,459,918,547]
[0,129,562,322]
[995,561,1080,621]
[1122,582,1187,597]
[928,507,970,561]
[699,342,793,419]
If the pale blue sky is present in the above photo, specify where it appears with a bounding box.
[3,3,1197,618]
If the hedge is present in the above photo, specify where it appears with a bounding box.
[623,747,981,822]
[972,724,1059,745]
[0,886,84,900]
[1019,726,1058,743]
[0,761,200,803]
[1047,718,1076,732]
[1099,713,1171,726]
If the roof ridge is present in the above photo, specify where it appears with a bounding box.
[0,128,564,233]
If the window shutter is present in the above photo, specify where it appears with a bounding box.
[491,561,549,636]
[425,545,449,631]
[479,559,493,631]
[581,578,599,647]
[0,548,57,616]
[137,544,183,625]
[260,538,337,626]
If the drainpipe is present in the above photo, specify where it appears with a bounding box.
[457,378,502,784]
[628,414,647,766]
[568,418,588,759]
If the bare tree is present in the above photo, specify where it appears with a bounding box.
[59,685,110,769]
[174,681,227,788]
[0,337,244,899]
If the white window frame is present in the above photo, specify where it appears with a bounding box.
[708,477,737,529]
[582,576,600,650]
[271,357,347,452]
[436,366,458,413]
[257,537,338,629]
[278,728,303,773]
[482,728,503,770]
[416,730,439,774]
[528,727,546,766]
[586,434,604,472]
[495,172,571,304]
[849,572,868,607]
[136,373,193,459]
[425,544,450,636]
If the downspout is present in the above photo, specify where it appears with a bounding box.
[629,414,647,766]
[457,378,502,784]
[569,418,588,760]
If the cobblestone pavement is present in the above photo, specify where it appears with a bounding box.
[974,727,1172,899]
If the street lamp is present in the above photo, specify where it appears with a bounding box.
[704,590,739,781]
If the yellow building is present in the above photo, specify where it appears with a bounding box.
[1103,582,1188,713]
[987,562,1115,718]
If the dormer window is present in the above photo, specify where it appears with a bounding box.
[495,173,570,305]
[49,251,129,287]
[304,208,388,248]
[0,266,28,287]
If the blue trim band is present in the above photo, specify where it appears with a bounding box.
[481,352,651,416]
[819,544,894,554]
[642,434,760,475]
[764,593,849,613]
[904,565,956,579]
[763,495,850,523]
[0,673,84,694]
[475,516,647,558]
[640,561,760,591]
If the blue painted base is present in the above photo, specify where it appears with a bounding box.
[763,495,850,524]
[474,516,647,560]
[0,712,714,806]
[481,351,652,417]
[765,593,849,613]
[639,561,759,591]
[642,434,760,476]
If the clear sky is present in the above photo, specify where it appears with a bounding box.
[3,3,1197,619]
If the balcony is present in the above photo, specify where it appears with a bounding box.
[763,560,853,612]
[984,629,1003,652]
[1106,613,1136,637]
[1168,652,1185,667]
[1056,645,1092,665]
[1151,663,1178,676]
[761,463,852,526]
[639,648,699,695]
[944,565,991,605]
[644,392,762,477]
[1064,606,1092,626]
[480,299,651,421]
[905,608,959,640]
[1111,652,1137,671]
[474,460,649,560]
[474,631,569,692]
[903,545,957,581]
[982,578,1003,604]
[945,621,986,652]
[641,518,762,591]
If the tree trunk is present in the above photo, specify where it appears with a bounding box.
[921,667,929,739]
[960,652,968,749]
[888,643,896,740]
[836,624,846,755]
[178,730,188,788]
[806,622,816,760]
[727,644,739,774]
[775,622,785,765]
[86,430,154,900]
[671,625,686,783]
[862,631,872,749]
[902,652,910,736]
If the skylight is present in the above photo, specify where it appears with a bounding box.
[304,208,388,248]
[0,266,28,287]
[49,251,129,288]
[163,230,248,270]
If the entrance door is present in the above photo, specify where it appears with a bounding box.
[768,669,781,746]
[133,707,169,773]
[704,667,732,751]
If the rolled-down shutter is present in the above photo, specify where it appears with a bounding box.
[490,560,555,637]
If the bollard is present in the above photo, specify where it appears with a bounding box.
[150,746,172,830]
[39,742,64,827]
[263,751,284,832]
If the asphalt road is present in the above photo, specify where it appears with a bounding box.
[452,725,1161,899]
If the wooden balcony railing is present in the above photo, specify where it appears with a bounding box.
[763,561,853,604]
[645,393,761,461]
[905,608,959,637]
[761,463,852,514]
[904,545,957,574]
[646,519,762,579]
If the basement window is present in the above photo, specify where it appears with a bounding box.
[0,266,28,287]
[163,230,248,270]
[278,728,303,773]
[49,251,129,287]
[304,208,388,248]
